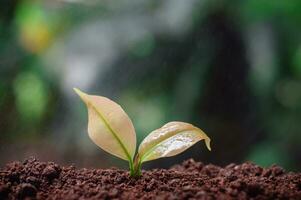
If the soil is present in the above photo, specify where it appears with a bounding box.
[0,158,300,200]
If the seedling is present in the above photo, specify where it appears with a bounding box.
[74,88,211,177]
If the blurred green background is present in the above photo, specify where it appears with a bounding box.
[0,0,300,171]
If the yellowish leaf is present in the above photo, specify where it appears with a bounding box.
[74,88,136,161]
[138,121,211,163]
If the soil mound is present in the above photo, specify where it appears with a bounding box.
[0,158,300,199]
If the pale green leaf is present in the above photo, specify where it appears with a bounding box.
[74,88,136,161]
[138,121,211,163]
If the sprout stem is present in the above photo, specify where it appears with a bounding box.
[129,160,135,176]
[130,154,142,177]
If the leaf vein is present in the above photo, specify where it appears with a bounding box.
[89,103,133,161]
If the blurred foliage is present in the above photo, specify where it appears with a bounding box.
[13,71,49,122]
[0,0,300,170]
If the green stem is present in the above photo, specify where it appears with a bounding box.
[130,154,142,177]
[129,159,135,176]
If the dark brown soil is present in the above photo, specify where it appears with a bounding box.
[0,158,300,200]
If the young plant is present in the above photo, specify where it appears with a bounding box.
[74,88,211,177]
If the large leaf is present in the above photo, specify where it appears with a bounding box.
[138,121,211,163]
[74,88,136,161]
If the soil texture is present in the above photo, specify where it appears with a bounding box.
[0,158,300,199]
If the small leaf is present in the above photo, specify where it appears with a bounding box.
[74,88,136,161]
[138,121,211,163]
